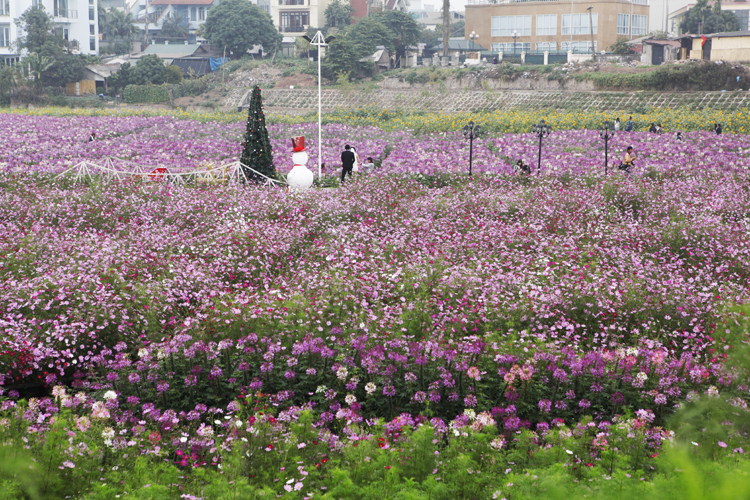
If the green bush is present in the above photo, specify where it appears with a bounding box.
[123,83,183,104]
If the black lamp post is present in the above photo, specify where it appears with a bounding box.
[598,120,615,175]
[531,119,551,173]
[463,120,481,176]
[513,30,518,55]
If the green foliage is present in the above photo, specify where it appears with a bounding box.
[26,52,54,90]
[322,15,393,80]
[44,55,87,86]
[374,10,421,61]
[158,13,189,40]
[108,62,132,92]
[324,0,353,28]
[575,61,750,91]
[101,8,140,40]
[123,83,182,103]
[163,64,183,84]
[130,54,166,85]
[15,5,64,58]
[679,0,741,34]
[240,85,276,181]
[609,36,634,55]
[203,0,282,58]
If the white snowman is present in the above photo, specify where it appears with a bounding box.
[287,136,314,190]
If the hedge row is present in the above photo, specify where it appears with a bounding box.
[123,84,183,104]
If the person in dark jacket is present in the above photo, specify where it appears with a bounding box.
[714,122,722,135]
[625,116,633,132]
[340,144,355,183]
[648,123,657,133]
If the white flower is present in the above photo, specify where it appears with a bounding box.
[345,394,357,405]
[336,366,349,381]
[365,382,377,394]
[103,391,117,400]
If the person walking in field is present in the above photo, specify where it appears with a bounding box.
[614,118,621,131]
[340,144,355,183]
[625,116,633,132]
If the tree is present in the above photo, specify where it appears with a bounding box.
[15,5,64,58]
[325,0,353,29]
[160,13,189,40]
[45,55,87,86]
[130,54,166,85]
[239,85,276,182]
[322,15,393,80]
[103,8,140,40]
[203,0,282,58]
[374,10,420,63]
[108,62,133,91]
[26,52,54,90]
[679,0,740,35]
[609,37,634,54]
[164,64,183,84]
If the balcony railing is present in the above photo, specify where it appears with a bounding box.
[54,8,78,18]
[280,25,306,32]
[468,0,647,4]
[279,0,306,5]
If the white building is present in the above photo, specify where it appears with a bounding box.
[269,0,330,36]
[1,0,98,64]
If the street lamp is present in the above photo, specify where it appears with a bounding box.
[463,120,481,176]
[512,30,518,55]
[302,31,335,182]
[531,119,552,173]
[598,120,615,175]
[469,30,479,50]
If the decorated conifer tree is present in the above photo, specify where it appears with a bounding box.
[239,85,275,182]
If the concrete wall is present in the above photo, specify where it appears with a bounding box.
[465,0,648,55]
[711,35,750,62]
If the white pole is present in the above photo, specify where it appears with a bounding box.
[318,43,322,182]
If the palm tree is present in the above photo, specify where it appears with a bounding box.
[105,8,140,40]
[26,52,54,90]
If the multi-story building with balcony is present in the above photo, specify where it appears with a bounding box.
[268,0,329,35]
[465,0,649,55]
[1,0,99,64]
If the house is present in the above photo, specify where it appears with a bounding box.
[434,38,487,58]
[668,0,750,36]
[681,30,750,61]
[127,0,217,42]
[82,63,122,90]
[641,39,681,64]
[359,47,391,72]
[414,10,465,31]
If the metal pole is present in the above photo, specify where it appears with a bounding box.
[604,133,608,175]
[469,132,473,176]
[537,134,542,173]
[587,6,595,62]
[570,0,574,48]
[318,44,321,182]
[630,0,633,40]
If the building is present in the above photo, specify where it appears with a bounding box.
[268,0,329,36]
[669,0,750,36]
[680,30,750,60]
[1,0,99,64]
[350,0,410,22]
[414,10,465,31]
[464,0,650,55]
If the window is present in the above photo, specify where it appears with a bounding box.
[280,0,305,5]
[491,15,531,37]
[536,15,556,36]
[280,11,308,31]
[0,0,9,16]
[561,41,597,53]
[617,13,629,35]
[89,6,95,19]
[63,28,69,40]
[731,10,749,31]
[631,14,647,35]
[562,13,597,35]
[90,35,96,51]
[198,6,205,20]
[32,0,41,7]
[631,0,648,5]
[536,41,556,51]
[0,25,8,47]
[190,7,196,21]
[491,42,530,52]
[257,0,270,13]
[90,24,95,35]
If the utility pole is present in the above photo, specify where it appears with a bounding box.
[442,0,450,58]
[222,45,226,90]
[587,6,596,62]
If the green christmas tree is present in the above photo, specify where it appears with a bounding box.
[239,85,275,182]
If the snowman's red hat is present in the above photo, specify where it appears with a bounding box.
[292,136,305,152]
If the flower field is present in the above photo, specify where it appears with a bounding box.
[2,110,750,499]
